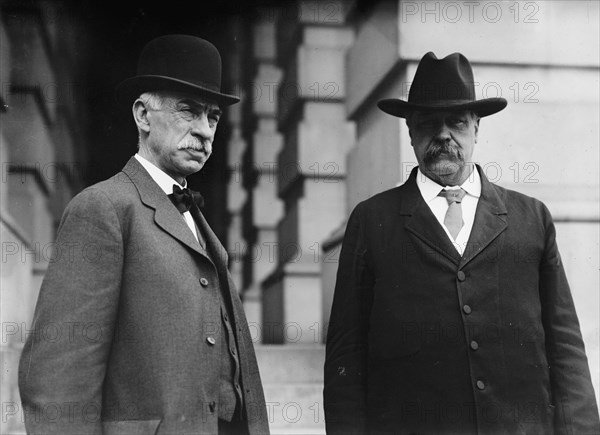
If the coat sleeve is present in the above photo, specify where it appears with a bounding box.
[18,187,124,435]
[538,204,600,435]
[324,203,374,435]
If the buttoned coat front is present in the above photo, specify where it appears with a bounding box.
[324,166,599,435]
[18,157,270,435]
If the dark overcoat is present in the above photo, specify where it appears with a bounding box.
[18,157,270,435]
[324,166,599,435]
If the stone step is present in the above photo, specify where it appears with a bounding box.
[254,344,325,384]
[263,384,324,432]
[254,345,326,434]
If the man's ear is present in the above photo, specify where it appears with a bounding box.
[473,117,480,143]
[132,99,151,134]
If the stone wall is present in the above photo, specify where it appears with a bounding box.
[0,2,90,433]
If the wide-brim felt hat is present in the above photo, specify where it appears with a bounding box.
[117,34,240,106]
[378,52,507,118]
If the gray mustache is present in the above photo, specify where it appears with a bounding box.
[178,140,209,152]
[424,141,463,164]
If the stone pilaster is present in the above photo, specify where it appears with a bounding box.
[224,17,247,296]
[262,1,355,344]
[239,11,284,332]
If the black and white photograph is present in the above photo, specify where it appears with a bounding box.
[1,1,599,434]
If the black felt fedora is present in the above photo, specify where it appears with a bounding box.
[378,52,506,118]
[117,34,239,106]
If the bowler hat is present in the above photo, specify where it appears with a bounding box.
[378,52,506,118]
[117,34,240,106]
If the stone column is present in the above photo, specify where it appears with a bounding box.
[238,11,284,334]
[262,1,354,344]
[224,17,248,297]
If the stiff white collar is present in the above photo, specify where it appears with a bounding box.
[416,164,481,201]
[134,153,187,195]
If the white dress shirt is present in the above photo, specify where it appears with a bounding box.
[134,154,199,243]
[415,165,481,255]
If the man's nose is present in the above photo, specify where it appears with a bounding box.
[191,113,214,140]
[433,120,452,141]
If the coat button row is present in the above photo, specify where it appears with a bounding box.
[476,380,485,390]
[463,304,472,314]
[457,271,466,281]
[199,277,209,287]
[470,340,479,351]
[206,336,216,345]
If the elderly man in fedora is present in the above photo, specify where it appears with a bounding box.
[18,35,269,435]
[324,52,600,434]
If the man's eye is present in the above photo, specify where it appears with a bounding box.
[449,118,466,125]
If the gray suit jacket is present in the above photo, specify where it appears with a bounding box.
[18,157,269,435]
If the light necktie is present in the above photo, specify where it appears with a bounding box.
[438,188,467,240]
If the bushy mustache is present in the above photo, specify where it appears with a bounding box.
[177,138,209,152]
[423,140,464,165]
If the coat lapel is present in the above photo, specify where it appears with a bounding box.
[121,157,205,257]
[190,205,229,275]
[460,166,508,268]
[402,169,462,265]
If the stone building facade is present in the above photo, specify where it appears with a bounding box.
[1,1,91,433]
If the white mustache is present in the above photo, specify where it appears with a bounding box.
[177,139,208,152]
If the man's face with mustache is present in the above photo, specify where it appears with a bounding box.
[137,91,221,183]
[408,110,479,186]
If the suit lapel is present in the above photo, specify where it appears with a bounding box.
[402,169,462,265]
[460,166,508,268]
[121,157,205,256]
[190,205,229,274]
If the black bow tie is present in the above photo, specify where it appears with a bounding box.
[168,185,204,213]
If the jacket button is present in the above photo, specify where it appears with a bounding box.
[476,380,485,390]
[200,277,209,287]
[206,336,216,345]
[457,271,466,281]
[463,305,472,314]
[470,340,479,350]
[223,313,229,322]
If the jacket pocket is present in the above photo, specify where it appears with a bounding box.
[102,418,162,435]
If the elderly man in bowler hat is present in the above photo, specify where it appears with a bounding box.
[324,52,600,434]
[18,35,269,435]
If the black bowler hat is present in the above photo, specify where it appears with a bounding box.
[117,34,240,106]
[377,52,506,118]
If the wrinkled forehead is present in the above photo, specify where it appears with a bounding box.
[157,90,220,111]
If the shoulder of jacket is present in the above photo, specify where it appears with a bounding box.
[489,182,549,218]
[65,172,137,212]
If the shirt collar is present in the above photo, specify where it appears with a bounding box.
[134,153,186,195]
[416,164,481,202]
